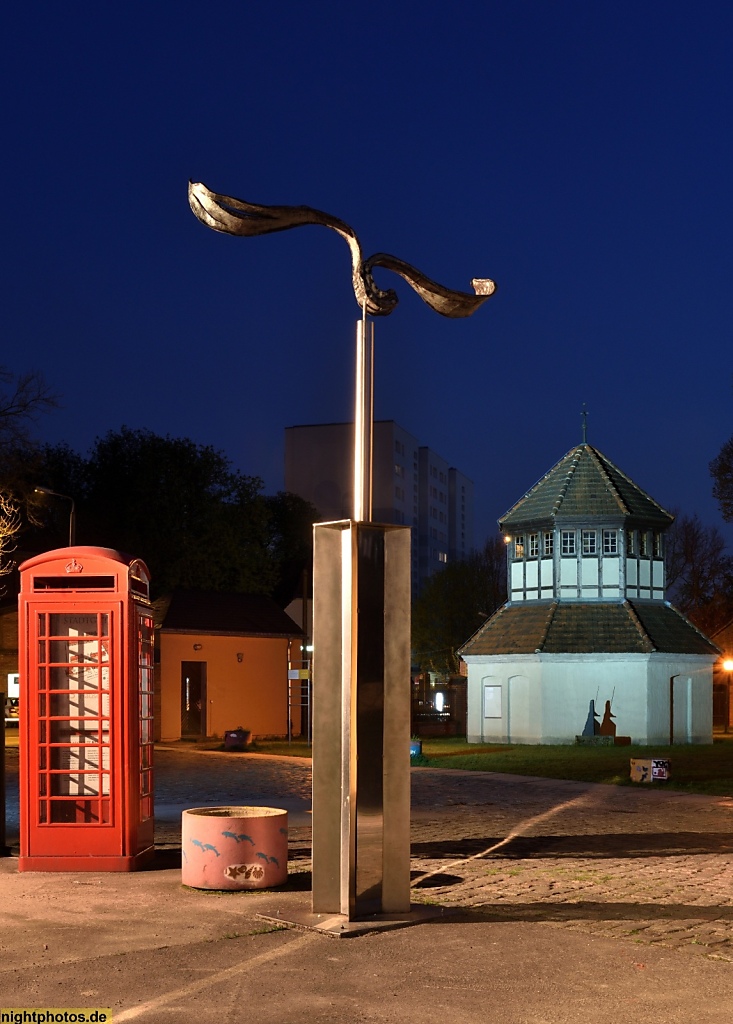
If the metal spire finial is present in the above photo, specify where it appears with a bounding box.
[581,403,588,444]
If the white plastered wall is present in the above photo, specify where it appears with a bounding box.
[646,655,714,744]
[465,656,543,744]
[464,653,715,745]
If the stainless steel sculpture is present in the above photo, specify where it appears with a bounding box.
[189,180,495,928]
[188,181,495,318]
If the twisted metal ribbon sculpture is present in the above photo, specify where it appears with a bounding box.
[188,181,496,318]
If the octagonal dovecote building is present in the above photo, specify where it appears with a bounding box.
[460,443,719,745]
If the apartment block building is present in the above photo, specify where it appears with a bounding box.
[284,421,474,596]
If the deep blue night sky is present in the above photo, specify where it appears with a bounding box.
[2,2,732,546]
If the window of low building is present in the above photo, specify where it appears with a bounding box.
[603,529,618,555]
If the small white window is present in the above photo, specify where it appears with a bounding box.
[626,530,636,556]
[529,533,539,557]
[543,532,554,556]
[514,535,525,558]
[561,531,576,556]
[639,531,649,556]
[654,532,663,557]
[582,530,597,555]
[603,530,618,555]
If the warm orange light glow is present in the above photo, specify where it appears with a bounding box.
[723,659,733,672]
[503,534,511,544]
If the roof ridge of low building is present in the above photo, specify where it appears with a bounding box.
[534,600,559,652]
[659,600,722,653]
[623,598,656,652]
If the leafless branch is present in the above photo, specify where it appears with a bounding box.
[0,491,21,592]
[0,367,59,449]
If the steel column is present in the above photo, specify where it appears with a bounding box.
[311,520,411,917]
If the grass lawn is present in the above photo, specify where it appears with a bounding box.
[413,737,733,795]
[243,736,733,796]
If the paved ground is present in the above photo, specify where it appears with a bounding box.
[3,742,733,1021]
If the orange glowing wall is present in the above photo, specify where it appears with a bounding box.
[159,632,293,741]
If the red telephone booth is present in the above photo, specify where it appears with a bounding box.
[18,547,154,871]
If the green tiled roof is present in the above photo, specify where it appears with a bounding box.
[500,445,673,529]
[460,601,719,657]
[460,602,557,656]
[632,602,721,656]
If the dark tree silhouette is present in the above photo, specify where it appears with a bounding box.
[665,511,733,635]
[31,427,318,600]
[412,536,507,676]
[712,436,733,524]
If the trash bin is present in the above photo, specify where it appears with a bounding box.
[223,728,251,751]
[182,806,287,890]
[630,758,671,783]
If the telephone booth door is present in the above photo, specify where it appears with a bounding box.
[18,547,154,871]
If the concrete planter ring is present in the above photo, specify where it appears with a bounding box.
[182,806,288,890]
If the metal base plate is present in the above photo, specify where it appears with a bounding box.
[256,897,451,938]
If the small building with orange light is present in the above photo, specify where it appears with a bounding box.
[158,590,302,742]
[711,619,733,733]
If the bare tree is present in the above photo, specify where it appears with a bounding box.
[0,491,21,594]
[711,436,733,523]
[0,367,58,585]
[665,511,733,635]
[0,367,58,453]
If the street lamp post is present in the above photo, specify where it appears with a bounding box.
[34,487,76,547]
[188,182,495,925]
[723,659,733,734]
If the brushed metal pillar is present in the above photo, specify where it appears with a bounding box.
[311,520,411,917]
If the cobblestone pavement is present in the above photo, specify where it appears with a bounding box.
[407,770,733,961]
[5,745,733,961]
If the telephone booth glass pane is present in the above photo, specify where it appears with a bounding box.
[137,609,154,821]
[36,611,112,825]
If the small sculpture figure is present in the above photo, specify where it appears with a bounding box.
[599,699,617,737]
[581,699,600,737]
